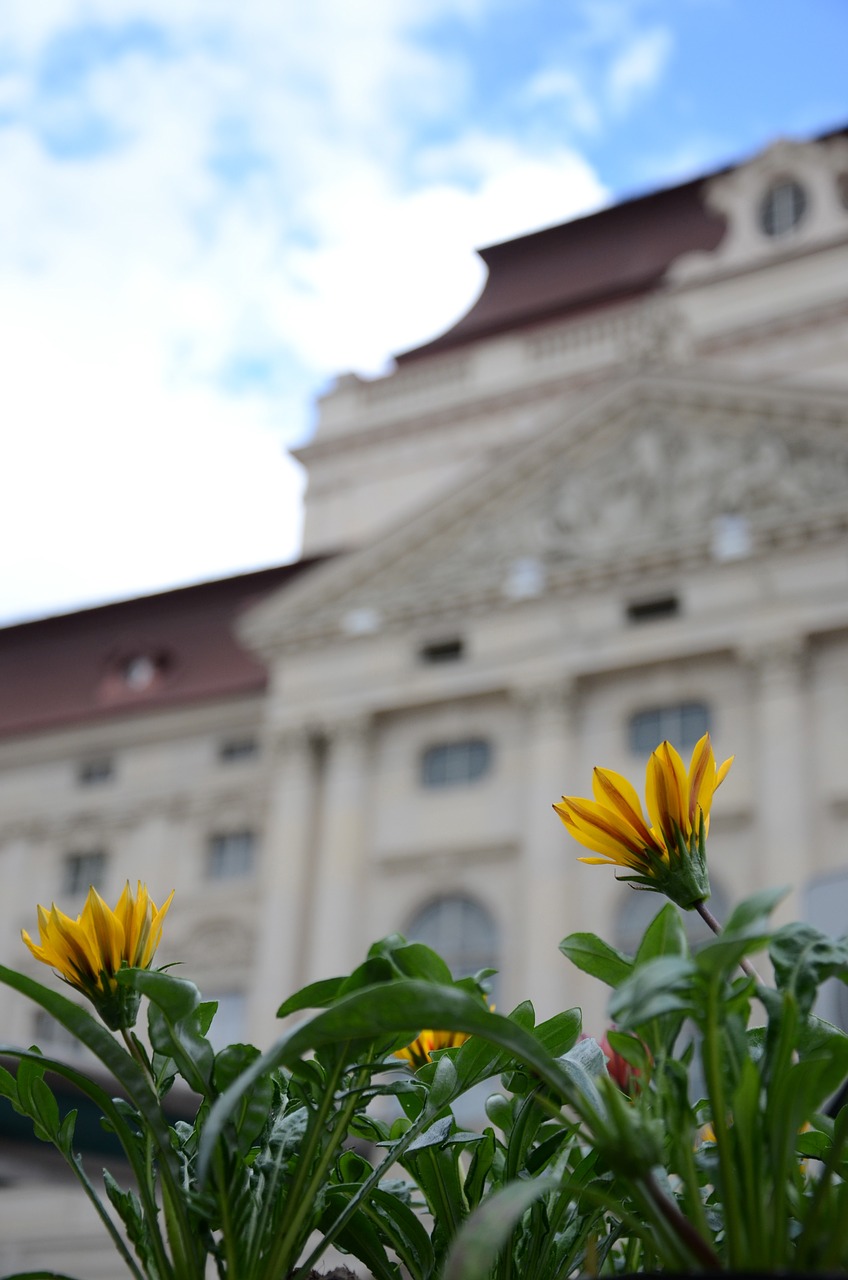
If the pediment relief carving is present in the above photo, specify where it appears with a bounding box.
[535,413,848,563]
[240,377,848,652]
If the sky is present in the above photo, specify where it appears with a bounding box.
[1,0,846,625]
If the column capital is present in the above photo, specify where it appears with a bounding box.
[320,710,374,748]
[271,723,318,759]
[738,633,808,683]
[511,674,577,718]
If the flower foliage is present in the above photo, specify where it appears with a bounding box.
[22,880,173,1029]
[553,733,733,907]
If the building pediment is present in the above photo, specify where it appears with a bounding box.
[241,372,848,656]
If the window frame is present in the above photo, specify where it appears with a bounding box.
[628,702,711,756]
[63,849,108,895]
[206,829,256,880]
[420,738,493,788]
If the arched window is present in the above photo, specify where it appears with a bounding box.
[759,177,806,237]
[406,895,499,997]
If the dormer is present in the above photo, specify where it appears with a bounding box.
[670,132,848,283]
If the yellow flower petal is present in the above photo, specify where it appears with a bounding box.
[591,768,656,848]
[22,882,173,1022]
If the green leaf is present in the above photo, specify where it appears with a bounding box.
[463,1127,495,1210]
[363,1186,436,1280]
[605,1030,651,1074]
[277,976,345,1017]
[0,968,175,1170]
[389,943,455,986]
[120,967,215,1094]
[534,1008,582,1058]
[770,923,848,1019]
[30,1075,61,1141]
[634,903,688,966]
[724,887,789,933]
[609,956,696,1025]
[406,1116,452,1153]
[198,981,579,1184]
[442,1177,557,1280]
[213,1043,274,1155]
[317,1190,400,1280]
[559,933,633,987]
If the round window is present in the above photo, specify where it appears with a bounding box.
[759,178,807,238]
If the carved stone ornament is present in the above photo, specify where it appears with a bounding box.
[536,413,848,563]
[238,374,848,651]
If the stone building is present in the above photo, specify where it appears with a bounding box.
[2,125,848,1271]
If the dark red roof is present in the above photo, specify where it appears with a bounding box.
[396,173,727,362]
[0,561,324,739]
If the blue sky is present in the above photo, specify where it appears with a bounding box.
[1,0,846,623]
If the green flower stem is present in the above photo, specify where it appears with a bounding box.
[797,1110,848,1266]
[703,981,746,1269]
[695,901,762,982]
[673,1124,712,1250]
[119,1027,200,1280]
[261,1050,350,1280]
[292,1077,461,1280]
[66,1152,145,1280]
[641,1171,721,1271]
[214,1144,240,1280]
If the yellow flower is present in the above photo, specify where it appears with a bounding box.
[22,881,174,1030]
[394,1028,471,1070]
[554,734,733,908]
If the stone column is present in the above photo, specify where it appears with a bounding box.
[515,677,578,1020]
[304,714,373,984]
[742,636,809,916]
[250,726,319,1044]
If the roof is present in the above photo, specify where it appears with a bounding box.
[0,560,324,739]
[395,172,728,362]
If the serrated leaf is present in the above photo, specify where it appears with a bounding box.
[198,982,577,1185]
[406,1115,453,1153]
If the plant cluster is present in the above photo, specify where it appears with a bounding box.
[2,736,848,1279]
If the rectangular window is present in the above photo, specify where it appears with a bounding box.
[419,638,464,664]
[78,758,114,785]
[63,850,107,895]
[628,703,710,756]
[219,738,258,763]
[421,740,492,787]
[626,595,680,624]
[207,831,256,880]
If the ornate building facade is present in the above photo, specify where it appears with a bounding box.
[2,126,848,1272]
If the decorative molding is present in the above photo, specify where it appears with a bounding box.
[670,135,848,284]
[737,634,809,685]
[241,373,848,659]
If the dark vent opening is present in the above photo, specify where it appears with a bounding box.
[626,595,680,624]
[419,638,464,664]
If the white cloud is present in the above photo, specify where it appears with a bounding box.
[0,0,611,622]
[607,26,674,113]
[523,67,601,135]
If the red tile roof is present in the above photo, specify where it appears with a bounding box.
[396,173,728,362]
[0,561,324,739]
